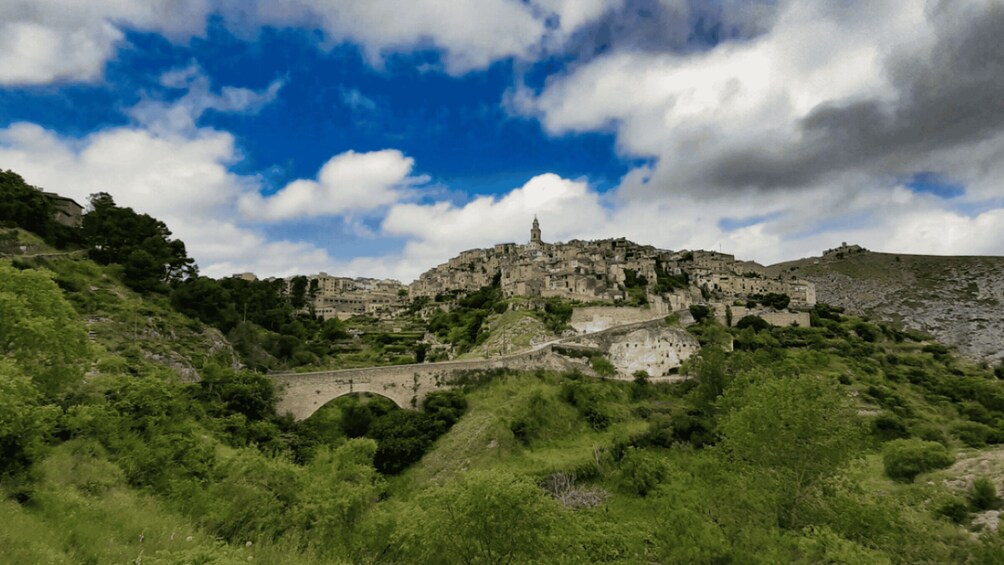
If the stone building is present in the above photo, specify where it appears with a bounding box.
[409,218,816,311]
[44,192,83,227]
[288,273,406,320]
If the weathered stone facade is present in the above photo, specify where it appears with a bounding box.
[410,219,816,310]
[272,345,576,419]
[44,192,83,227]
[559,319,701,377]
[570,306,667,334]
[285,273,407,320]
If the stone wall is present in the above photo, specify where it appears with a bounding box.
[715,305,811,327]
[271,346,573,420]
[606,327,700,376]
[570,306,667,334]
[562,320,700,377]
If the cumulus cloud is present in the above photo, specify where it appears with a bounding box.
[239,150,428,221]
[329,173,610,281]
[0,0,630,85]
[0,0,213,85]
[233,0,628,74]
[495,0,1004,264]
[0,121,340,278]
[522,0,1004,198]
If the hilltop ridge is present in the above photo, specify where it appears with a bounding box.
[769,247,1004,363]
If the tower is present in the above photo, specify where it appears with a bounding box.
[530,216,541,244]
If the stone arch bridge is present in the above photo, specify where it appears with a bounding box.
[270,346,570,420]
[270,317,700,420]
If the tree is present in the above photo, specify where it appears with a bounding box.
[0,361,59,475]
[689,304,713,324]
[735,315,770,332]
[0,262,89,395]
[717,374,863,529]
[296,439,385,553]
[692,346,730,411]
[170,276,240,331]
[0,170,55,240]
[81,193,196,291]
[289,276,308,309]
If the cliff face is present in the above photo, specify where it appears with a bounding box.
[768,251,1004,363]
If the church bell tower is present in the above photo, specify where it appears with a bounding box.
[530,216,541,244]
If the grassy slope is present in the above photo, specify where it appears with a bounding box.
[4,249,1004,562]
[769,250,1004,363]
[8,254,237,381]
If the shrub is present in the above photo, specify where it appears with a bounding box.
[582,405,611,431]
[735,315,770,332]
[969,477,999,511]
[871,414,910,442]
[590,356,617,377]
[882,439,954,482]
[688,304,712,324]
[935,497,969,524]
[510,418,534,445]
[951,421,998,448]
[617,447,666,496]
[853,322,879,342]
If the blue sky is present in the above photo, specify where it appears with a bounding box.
[1,1,1002,280]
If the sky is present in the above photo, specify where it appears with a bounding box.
[1,0,1003,282]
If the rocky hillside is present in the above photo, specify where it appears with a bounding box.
[768,250,1004,363]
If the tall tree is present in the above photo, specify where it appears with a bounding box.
[82,193,196,291]
[0,170,55,240]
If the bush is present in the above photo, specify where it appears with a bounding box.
[882,439,954,482]
[689,304,712,324]
[935,497,969,524]
[591,356,617,377]
[969,477,999,511]
[951,421,998,448]
[616,447,666,496]
[871,414,909,442]
[735,315,770,332]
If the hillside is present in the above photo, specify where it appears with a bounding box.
[768,250,1004,364]
[5,183,1004,562]
[5,246,1004,562]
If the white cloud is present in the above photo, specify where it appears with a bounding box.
[128,63,283,136]
[0,0,213,85]
[0,0,625,85]
[496,0,1004,264]
[535,0,625,36]
[0,121,340,278]
[239,150,427,221]
[521,1,923,182]
[340,88,378,113]
[243,0,594,74]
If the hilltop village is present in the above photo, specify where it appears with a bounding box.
[252,219,817,329]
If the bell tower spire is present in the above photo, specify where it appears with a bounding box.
[530,216,541,244]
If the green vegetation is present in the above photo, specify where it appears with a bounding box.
[689,303,713,323]
[428,276,505,353]
[0,170,82,248]
[82,193,196,292]
[747,292,791,310]
[4,177,1004,562]
[882,439,955,482]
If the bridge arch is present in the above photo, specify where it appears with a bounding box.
[271,346,566,421]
